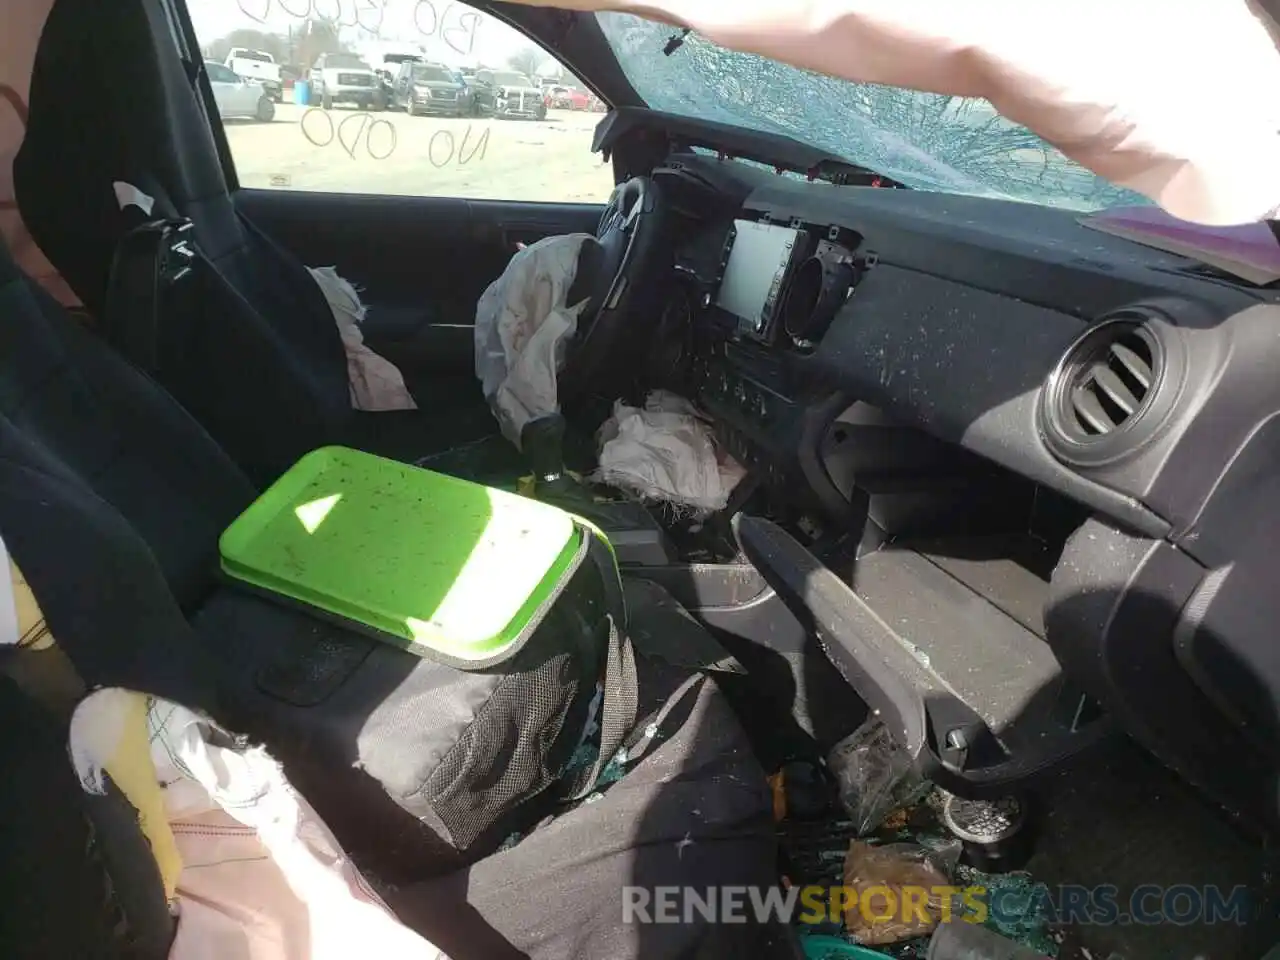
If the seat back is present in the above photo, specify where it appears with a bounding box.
[0,368,231,959]
[13,0,352,483]
[0,676,175,960]
[0,239,255,607]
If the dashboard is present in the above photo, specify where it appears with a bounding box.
[602,111,1280,827]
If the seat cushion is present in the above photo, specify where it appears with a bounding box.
[384,654,791,960]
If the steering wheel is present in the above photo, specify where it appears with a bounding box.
[560,175,670,403]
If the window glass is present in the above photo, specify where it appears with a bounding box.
[206,62,237,83]
[187,0,614,203]
[409,64,452,83]
[320,52,371,69]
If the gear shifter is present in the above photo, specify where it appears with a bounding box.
[519,413,676,565]
[521,413,574,496]
[520,413,613,520]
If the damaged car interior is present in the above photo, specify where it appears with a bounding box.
[2,0,1280,958]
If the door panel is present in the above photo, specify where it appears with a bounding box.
[210,80,231,117]
[236,188,603,386]
[235,82,256,116]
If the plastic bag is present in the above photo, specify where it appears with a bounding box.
[842,840,957,946]
[474,233,593,446]
[827,718,931,836]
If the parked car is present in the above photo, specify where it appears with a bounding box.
[373,51,421,86]
[309,53,381,111]
[205,61,275,121]
[469,70,547,120]
[225,47,282,103]
[392,62,470,117]
[547,85,592,111]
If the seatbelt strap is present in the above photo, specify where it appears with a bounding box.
[562,531,639,800]
[101,217,196,376]
[568,613,639,801]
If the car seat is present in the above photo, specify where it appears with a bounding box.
[0,217,779,858]
[13,0,496,486]
[0,677,176,960]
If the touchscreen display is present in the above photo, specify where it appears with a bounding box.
[715,220,804,338]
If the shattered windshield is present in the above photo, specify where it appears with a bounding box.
[597,13,1147,211]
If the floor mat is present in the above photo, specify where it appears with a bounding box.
[1024,739,1280,960]
[781,738,1280,960]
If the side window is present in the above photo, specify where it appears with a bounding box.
[186,0,614,204]
[206,63,236,84]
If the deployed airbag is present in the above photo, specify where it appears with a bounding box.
[475,234,594,447]
[594,390,745,512]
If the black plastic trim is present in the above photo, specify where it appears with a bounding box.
[734,515,1110,797]
[1040,310,1186,468]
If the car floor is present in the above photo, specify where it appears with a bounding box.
[779,734,1280,959]
[1024,737,1280,960]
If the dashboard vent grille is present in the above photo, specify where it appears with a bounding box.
[1041,313,1176,466]
[1069,328,1155,437]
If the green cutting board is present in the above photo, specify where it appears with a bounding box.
[220,446,582,664]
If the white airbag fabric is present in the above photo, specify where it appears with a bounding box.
[475,234,593,446]
[594,390,745,512]
[308,265,418,413]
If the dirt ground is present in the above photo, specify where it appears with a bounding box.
[223,102,616,203]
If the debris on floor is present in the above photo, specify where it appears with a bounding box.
[779,779,1061,959]
[827,718,932,836]
[953,864,1060,957]
[843,839,956,945]
[798,931,893,959]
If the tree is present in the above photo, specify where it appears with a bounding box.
[507,46,548,80]
[294,18,347,71]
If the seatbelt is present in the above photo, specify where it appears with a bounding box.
[101,217,196,377]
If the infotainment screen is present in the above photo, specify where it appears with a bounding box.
[715,220,805,340]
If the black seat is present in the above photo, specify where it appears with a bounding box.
[0,229,785,945]
[13,0,496,486]
[0,239,255,609]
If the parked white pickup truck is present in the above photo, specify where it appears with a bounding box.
[225,48,283,103]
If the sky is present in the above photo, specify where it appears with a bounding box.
[189,0,539,68]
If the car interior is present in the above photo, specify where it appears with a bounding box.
[4,0,1280,958]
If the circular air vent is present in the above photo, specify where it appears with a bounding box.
[1041,312,1182,466]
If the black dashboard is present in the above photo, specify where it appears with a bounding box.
[652,149,1275,537]
[603,109,1280,828]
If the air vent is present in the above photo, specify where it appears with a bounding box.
[1041,313,1179,466]
[1068,326,1154,437]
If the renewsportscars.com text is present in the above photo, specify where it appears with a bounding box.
[621,884,1254,928]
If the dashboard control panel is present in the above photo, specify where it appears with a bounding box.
[711,216,867,350]
[693,349,808,487]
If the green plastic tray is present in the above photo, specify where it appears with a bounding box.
[219,446,583,664]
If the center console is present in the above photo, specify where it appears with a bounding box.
[680,214,873,520]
